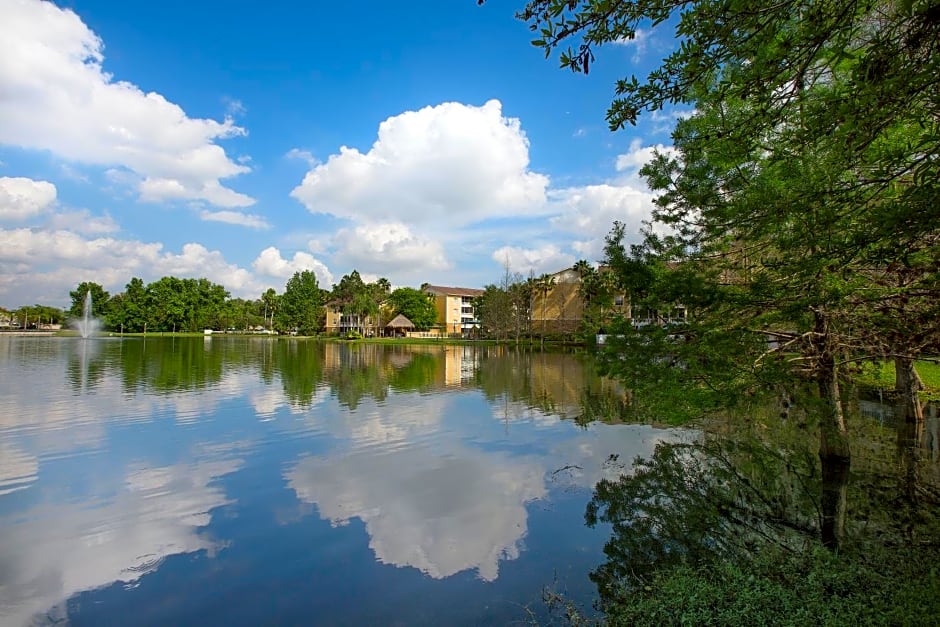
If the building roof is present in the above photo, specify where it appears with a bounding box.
[549,267,580,283]
[385,313,415,328]
[423,285,484,297]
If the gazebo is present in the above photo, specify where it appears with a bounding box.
[385,314,415,337]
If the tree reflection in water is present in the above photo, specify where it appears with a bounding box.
[581,405,940,625]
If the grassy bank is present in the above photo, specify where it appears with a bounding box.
[57,330,212,338]
[856,359,940,401]
[52,331,537,347]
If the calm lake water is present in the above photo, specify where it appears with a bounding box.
[0,336,687,626]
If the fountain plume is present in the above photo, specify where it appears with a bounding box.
[74,290,101,338]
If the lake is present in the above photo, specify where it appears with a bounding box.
[0,336,688,626]
[4,336,939,625]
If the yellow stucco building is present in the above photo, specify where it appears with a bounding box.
[423,285,484,336]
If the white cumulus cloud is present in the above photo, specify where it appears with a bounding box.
[291,100,549,227]
[0,0,253,208]
[542,139,678,260]
[156,243,256,291]
[332,222,449,277]
[0,176,57,221]
[252,246,334,287]
[549,183,655,261]
[614,138,679,185]
[490,244,575,276]
[0,228,271,305]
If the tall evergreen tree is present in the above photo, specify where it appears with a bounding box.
[508,0,940,461]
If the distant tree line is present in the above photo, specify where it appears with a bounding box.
[0,304,65,329]
[60,269,438,336]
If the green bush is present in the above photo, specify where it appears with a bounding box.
[598,543,940,626]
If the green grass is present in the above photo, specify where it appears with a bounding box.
[57,330,211,338]
[591,543,940,627]
[855,359,940,401]
[53,330,511,346]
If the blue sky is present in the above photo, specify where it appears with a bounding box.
[0,0,686,308]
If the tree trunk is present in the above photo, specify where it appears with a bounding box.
[894,355,924,423]
[814,311,850,461]
[820,453,849,549]
[895,415,923,542]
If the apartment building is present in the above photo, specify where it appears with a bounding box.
[530,266,631,334]
[324,302,380,336]
[530,267,583,335]
[423,285,484,336]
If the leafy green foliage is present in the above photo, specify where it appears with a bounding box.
[572,260,617,338]
[8,304,64,328]
[513,0,938,462]
[141,276,229,332]
[515,0,940,141]
[387,287,437,330]
[327,270,392,336]
[106,277,148,331]
[473,284,514,341]
[278,270,323,335]
[69,281,110,319]
[599,544,940,627]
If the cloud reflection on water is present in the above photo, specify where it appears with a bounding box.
[0,443,38,497]
[287,444,546,581]
[0,458,241,627]
[0,337,684,624]
[284,389,678,582]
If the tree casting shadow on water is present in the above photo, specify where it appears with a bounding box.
[561,423,940,626]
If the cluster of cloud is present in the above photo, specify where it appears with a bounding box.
[0,0,253,210]
[0,215,268,305]
[291,100,675,281]
[0,177,57,220]
[291,100,550,226]
[0,0,687,307]
[252,246,334,287]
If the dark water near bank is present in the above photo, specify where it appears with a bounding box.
[0,337,688,626]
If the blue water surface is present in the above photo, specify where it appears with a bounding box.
[0,337,685,626]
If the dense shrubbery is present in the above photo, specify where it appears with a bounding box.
[592,543,940,627]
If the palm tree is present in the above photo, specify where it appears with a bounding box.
[573,259,592,279]
[535,273,556,348]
